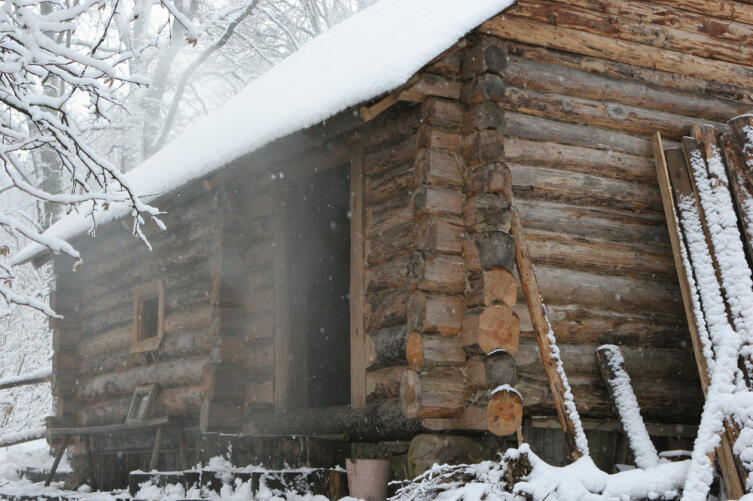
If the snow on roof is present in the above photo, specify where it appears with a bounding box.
[13,0,514,265]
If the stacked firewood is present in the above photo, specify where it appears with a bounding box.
[653,116,753,500]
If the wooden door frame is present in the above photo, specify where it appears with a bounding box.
[273,139,367,412]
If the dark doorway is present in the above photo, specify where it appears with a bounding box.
[285,164,351,408]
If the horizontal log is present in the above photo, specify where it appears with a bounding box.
[243,401,423,441]
[504,54,749,124]
[366,290,407,332]
[499,86,723,139]
[524,228,675,279]
[422,406,486,431]
[518,373,702,423]
[408,252,465,293]
[515,198,668,245]
[366,222,417,266]
[408,291,465,335]
[365,163,416,205]
[483,15,753,89]
[406,332,465,369]
[366,193,413,237]
[503,137,655,184]
[366,255,410,292]
[508,0,753,67]
[400,368,466,418]
[366,365,406,402]
[515,339,699,383]
[246,381,274,405]
[504,111,652,157]
[510,163,663,214]
[78,356,207,401]
[461,73,506,106]
[513,303,688,350]
[399,73,462,102]
[425,46,464,76]
[526,265,682,316]
[363,132,417,177]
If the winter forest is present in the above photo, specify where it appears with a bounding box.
[5,0,753,500]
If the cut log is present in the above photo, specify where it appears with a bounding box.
[475,231,515,272]
[412,185,464,216]
[462,130,505,167]
[464,162,512,198]
[416,214,464,255]
[417,125,462,152]
[483,268,518,307]
[464,195,512,233]
[461,73,506,106]
[368,325,408,369]
[405,332,465,370]
[595,345,659,469]
[486,386,523,437]
[460,305,520,355]
[512,207,589,460]
[462,36,507,78]
[463,101,505,135]
[399,368,466,419]
[408,291,465,335]
[408,252,466,293]
[485,350,518,388]
[420,97,464,129]
[413,149,463,188]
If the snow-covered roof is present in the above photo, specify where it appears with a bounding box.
[14,0,514,265]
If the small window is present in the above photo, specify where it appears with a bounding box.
[132,280,165,353]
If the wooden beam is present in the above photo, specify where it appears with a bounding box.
[47,415,178,436]
[482,15,753,90]
[511,207,588,461]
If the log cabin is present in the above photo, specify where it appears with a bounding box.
[15,0,753,489]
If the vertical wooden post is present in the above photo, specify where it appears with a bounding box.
[45,434,70,486]
[274,207,290,413]
[511,207,588,461]
[149,425,164,471]
[349,134,367,409]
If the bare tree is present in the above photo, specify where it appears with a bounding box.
[0,0,198,316]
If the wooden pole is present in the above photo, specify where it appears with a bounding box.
[45,434,70,486]
[595,345,659,469]
[651,132,744,499]
[511,207,588,461]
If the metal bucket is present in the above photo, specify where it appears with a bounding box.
[346,458,391,501]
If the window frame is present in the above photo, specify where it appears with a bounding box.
[131,279,165,353]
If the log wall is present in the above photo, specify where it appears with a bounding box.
[474,0,753,423]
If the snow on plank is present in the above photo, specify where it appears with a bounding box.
[0,427,45,447]
[596,345,660,470]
